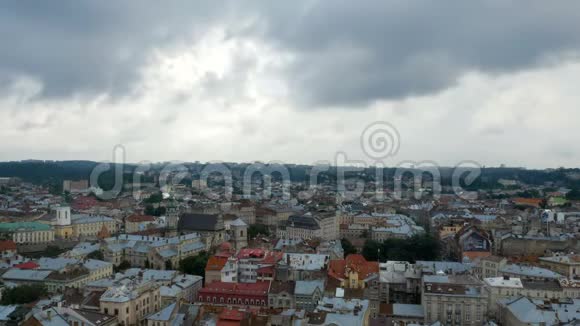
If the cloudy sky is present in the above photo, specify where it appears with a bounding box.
[2,1,580,168]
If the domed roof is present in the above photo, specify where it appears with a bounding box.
[220,242,232,251]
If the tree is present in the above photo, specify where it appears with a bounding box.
[144,192,163,204]
[63,191,73,203]
[361,240,381,261]
[179,251,210,281]
[362,234,440,263]
[144,205,156,216]
[87,250,104,260]
[144,205,167,217]
[566,188,580,200]
[248,224,270,239]
[1,285,47,305]
[44,245,63,258]
[114,260,131,272]
[341,238,357,256]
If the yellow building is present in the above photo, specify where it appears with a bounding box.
[328,254,379,289]
[0,222,55,244]
[439,223,463,238]
[100,281,162,326]
[71,214,117,239]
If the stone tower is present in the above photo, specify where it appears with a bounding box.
[54,206,71,226]
[230,218,248,250]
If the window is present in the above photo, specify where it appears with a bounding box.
[114,309,119,316]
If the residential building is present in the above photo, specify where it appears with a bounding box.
[311,297,370,326]
[499,297,580,326]
[204,256,229,284]
[197,281,270,307]
[0,222,54,244]
[538,254,580,279]
[477,256,508,279]
[375,303,425,326]
[378,261,421,304]
[328,254,379,289]
[269,281,295,309]
[277,253,329,281]
[294,279,324,312]
[278,215,322,240]
[454,226,492,263]
[125,215,157,234]
[484,276,570,318]
[178,213,225,248]
[422,275,487,325]
[102,233,206,269]
[100,280,162,326]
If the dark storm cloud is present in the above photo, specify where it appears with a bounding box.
[246,0,580,105]
[2,1,580,106]
[0,0,232,98]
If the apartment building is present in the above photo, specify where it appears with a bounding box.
[100,280,162,326]
[422,275,488,326]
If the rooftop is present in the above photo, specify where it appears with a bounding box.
[295,279,325,295]
[0,222,51,232]
[484,277,524,288]
[199,281,270,296]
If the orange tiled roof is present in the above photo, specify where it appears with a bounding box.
[328,254,379,281]
[205,256,228,271]
[126,214,156,223]
[463,251,492,261]
[513,198,543,206]
[0,240,17,251]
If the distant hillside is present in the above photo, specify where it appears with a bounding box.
[1,160,580,193]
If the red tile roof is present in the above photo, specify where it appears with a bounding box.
[237,248,265,259]
[14,261,39,269]
[463,251,492,261]
[328,254,379,281]
[0,240,17,251]
[513,198,543,207]
[219,309,245,322]
[205,256,228,272]
[261,251,283,264]
[126,214,156,223]
[199,281,270,296]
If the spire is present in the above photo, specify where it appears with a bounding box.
[97,224,110,239]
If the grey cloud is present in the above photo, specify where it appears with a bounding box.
[246,1,580,106]
[0,0,233,99]
[2,1,580,107]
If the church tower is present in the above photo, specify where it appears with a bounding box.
[230,218,248,250]
[55,206,71,226]
[53,206,73,239]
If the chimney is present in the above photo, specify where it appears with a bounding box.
[46,310,52,321]
[503,275,510,280]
